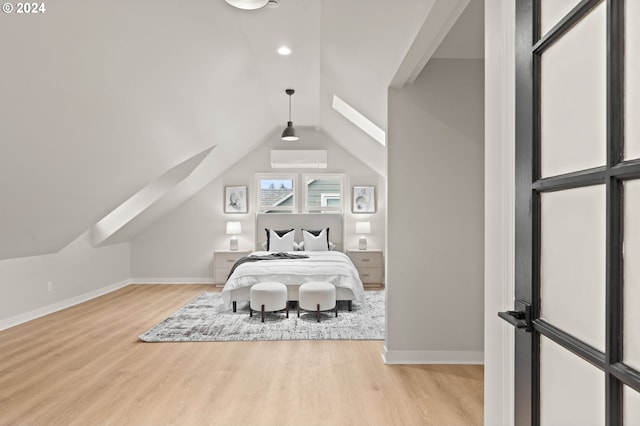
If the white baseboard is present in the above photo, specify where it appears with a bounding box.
[381,345,484,365]
[0,279,130,332]
[129,278,213,284]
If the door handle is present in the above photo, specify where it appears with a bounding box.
[498,303,532,332]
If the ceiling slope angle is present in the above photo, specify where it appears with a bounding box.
[317,0,475,177]
[317,0,436,177]
[94,125,283,247]
[0,0,479,259]
[91,146,216,247]
[0,0,284,259]
[390,0,472,87]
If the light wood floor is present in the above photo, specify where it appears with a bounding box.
[0,285,483,426]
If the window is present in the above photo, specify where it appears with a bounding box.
[256,173,296,213]
[303,174,344,213]
[256,173,345,213]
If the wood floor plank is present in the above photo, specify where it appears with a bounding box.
[0,284,483,425]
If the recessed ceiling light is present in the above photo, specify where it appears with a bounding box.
[277,46,292,56]
[224,0,269,10]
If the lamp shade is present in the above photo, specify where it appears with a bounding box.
[226,221,242,235]
[355,221,371,234]
[281,122,299,141]
[224,0,268,10]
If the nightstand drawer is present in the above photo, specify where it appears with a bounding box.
[215,252,246,265]
[357,267,384,284]
[348,251,383,268]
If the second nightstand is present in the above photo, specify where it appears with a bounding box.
[213,249,251,287]
[346,249,384,289]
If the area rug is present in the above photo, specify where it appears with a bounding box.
[139,291,384,342]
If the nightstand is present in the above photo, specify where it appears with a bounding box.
[214,249,251,287]
[347,249,384,289]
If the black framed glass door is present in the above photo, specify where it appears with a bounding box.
[504,0,640,424]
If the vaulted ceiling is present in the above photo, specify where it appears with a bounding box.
[0,0,482,260]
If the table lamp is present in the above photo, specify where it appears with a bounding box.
[355,221,371,250]
[226,221,242,251]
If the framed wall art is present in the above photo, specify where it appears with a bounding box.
[352,186,375,213]
[225,185,247,213]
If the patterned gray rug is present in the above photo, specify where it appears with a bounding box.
[139,291,384,342]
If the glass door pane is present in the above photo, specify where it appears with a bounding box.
[626,0,640,160]
[624,386,640,425]
[625,180,640,369]
[540,0,582,36]
[540,3,606,177]
[540,185,606,351]
[540,336,604,425]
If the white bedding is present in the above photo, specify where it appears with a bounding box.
[221,251,365,307]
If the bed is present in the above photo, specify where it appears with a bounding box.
[220,213,365,311]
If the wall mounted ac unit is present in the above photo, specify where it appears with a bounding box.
[270,150,327,168]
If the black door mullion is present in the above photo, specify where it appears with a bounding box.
[515,1,536,423]
[532,167,607,192]
[533,319,607,369]
[607,0,624,168]
[606,0,624,424]
[606,176,624,426]
[610,160,640,179]
[611,362,640,393]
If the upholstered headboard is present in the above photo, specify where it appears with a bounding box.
[256,213,344,252]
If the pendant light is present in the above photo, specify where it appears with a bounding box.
[224,0,269,10]
[281,89,299,141]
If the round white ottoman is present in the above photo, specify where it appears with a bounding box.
[298,281,337,322]
[249,282,288,322]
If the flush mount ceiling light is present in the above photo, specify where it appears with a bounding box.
[277,46,292,56]
[224,0,269,10]
[281,88,299,141]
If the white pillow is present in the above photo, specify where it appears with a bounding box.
[267,229,296,252]
[302,228,330,251]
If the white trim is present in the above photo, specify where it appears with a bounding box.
[381,345,484,365]
[331,95,386,145]
[0,279,130,332]
[485,1,516,425]
[129,278,212,284]
[390,0,471,88]
[320,193,340,207]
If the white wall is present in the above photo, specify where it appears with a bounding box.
[0,232,130,329]
[385,58,484,363]
[130,128,385,281]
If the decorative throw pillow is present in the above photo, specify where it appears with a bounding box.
[265,228,295,251]
[302,228,330,251]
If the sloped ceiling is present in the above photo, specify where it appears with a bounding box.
[0,0,478,260]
